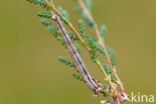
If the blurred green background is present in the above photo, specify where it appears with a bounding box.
[0,0,156,104]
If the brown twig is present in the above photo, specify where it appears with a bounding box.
[52,14,115,98]
[44,0,116,91]
[27,0,130,103]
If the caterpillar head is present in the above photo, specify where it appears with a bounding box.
[119,91,129,103]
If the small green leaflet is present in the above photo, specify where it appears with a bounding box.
[78,19,86,33]
[82,13,95,28]
[74,44,81,54]
[111,75,117,83]
[109,49,117,68]
[78,19,87,39]
[37,11,52,18]
[40,19,59,37]
[72,73,84,81]
[68,32,79,41]
[100,24,107,37]
[103,64,112,75]
[57,7,70,21]
[27,0,47,7]
[58,56,75,68]
[105,46,117,67]
[85,0,92,12]
[40,19,65,45]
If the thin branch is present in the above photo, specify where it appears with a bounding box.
[27,0,130,103]
[44,0,116,92]
[52,14,114,97]
[52,15,98,92]
[77,0,125,92]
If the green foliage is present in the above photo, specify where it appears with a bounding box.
[87,37,104,63]
[40,19,59,37]
[103,90,114,97]
[68,32,79,41]
[78,19,86,33]
[100,24,107,38]
[82,13,95,28]
[94,43,105,53]
[74,44,81,54]
[37,11,52,18]
[74,0,94,27]
[27,0,50,8]
[58,7,70,21]
[40,19,51,26]
[75,6,82,13]
[27,0,121,99]
[72,73,84,81]
[87,39,104,63]
[106,46,117,67]
[78,19,86,39]
[88,39,97,54]
[58,56,75,68]
[103,64,112,75]
[45,24,57,36]
[27,0,52,4]
[85,0,92,12]
[90,54,98,63]
[77,12,104,56]
[109,49,117,68]
[40,19,65,45]
[86,35,97,42]
[27,0,45,4]
[102,83,108,89]
[87,38,104,55]
[111,75,117,83]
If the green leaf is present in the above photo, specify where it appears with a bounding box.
[109,49,117,68]
[86,35,97,42]
[47,25,59,37]
[57,7,70,21]
[27,0,52,5]
[40,19,58,37]
[103,90,114,97]
[37,11,52,18]
[78,19,87,39]
[75,7,82,13]
[100,24,107,37]
[105,46,117,67]
[103,64,112,75]
[68,32,79,41]
[58,56,75,68]
[90,54,98,63]
[27,0,44,4]
[74,44,81,54]
[94,43,104,53]
[72,73,84,81]
[82,13,95,28]
[78,19,86,33]
[86,37,104,54]
[102,83,108,89]
[27,0,47,7]
[85,0,92,12]
[111,75,117,83]
[40,19,52,26]
[40,19,66,45]
[87,38,95,50]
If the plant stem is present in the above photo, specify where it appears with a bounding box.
[78,0,125,91]
[44,0,116,92]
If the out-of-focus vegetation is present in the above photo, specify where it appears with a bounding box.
[0,0,156,104]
